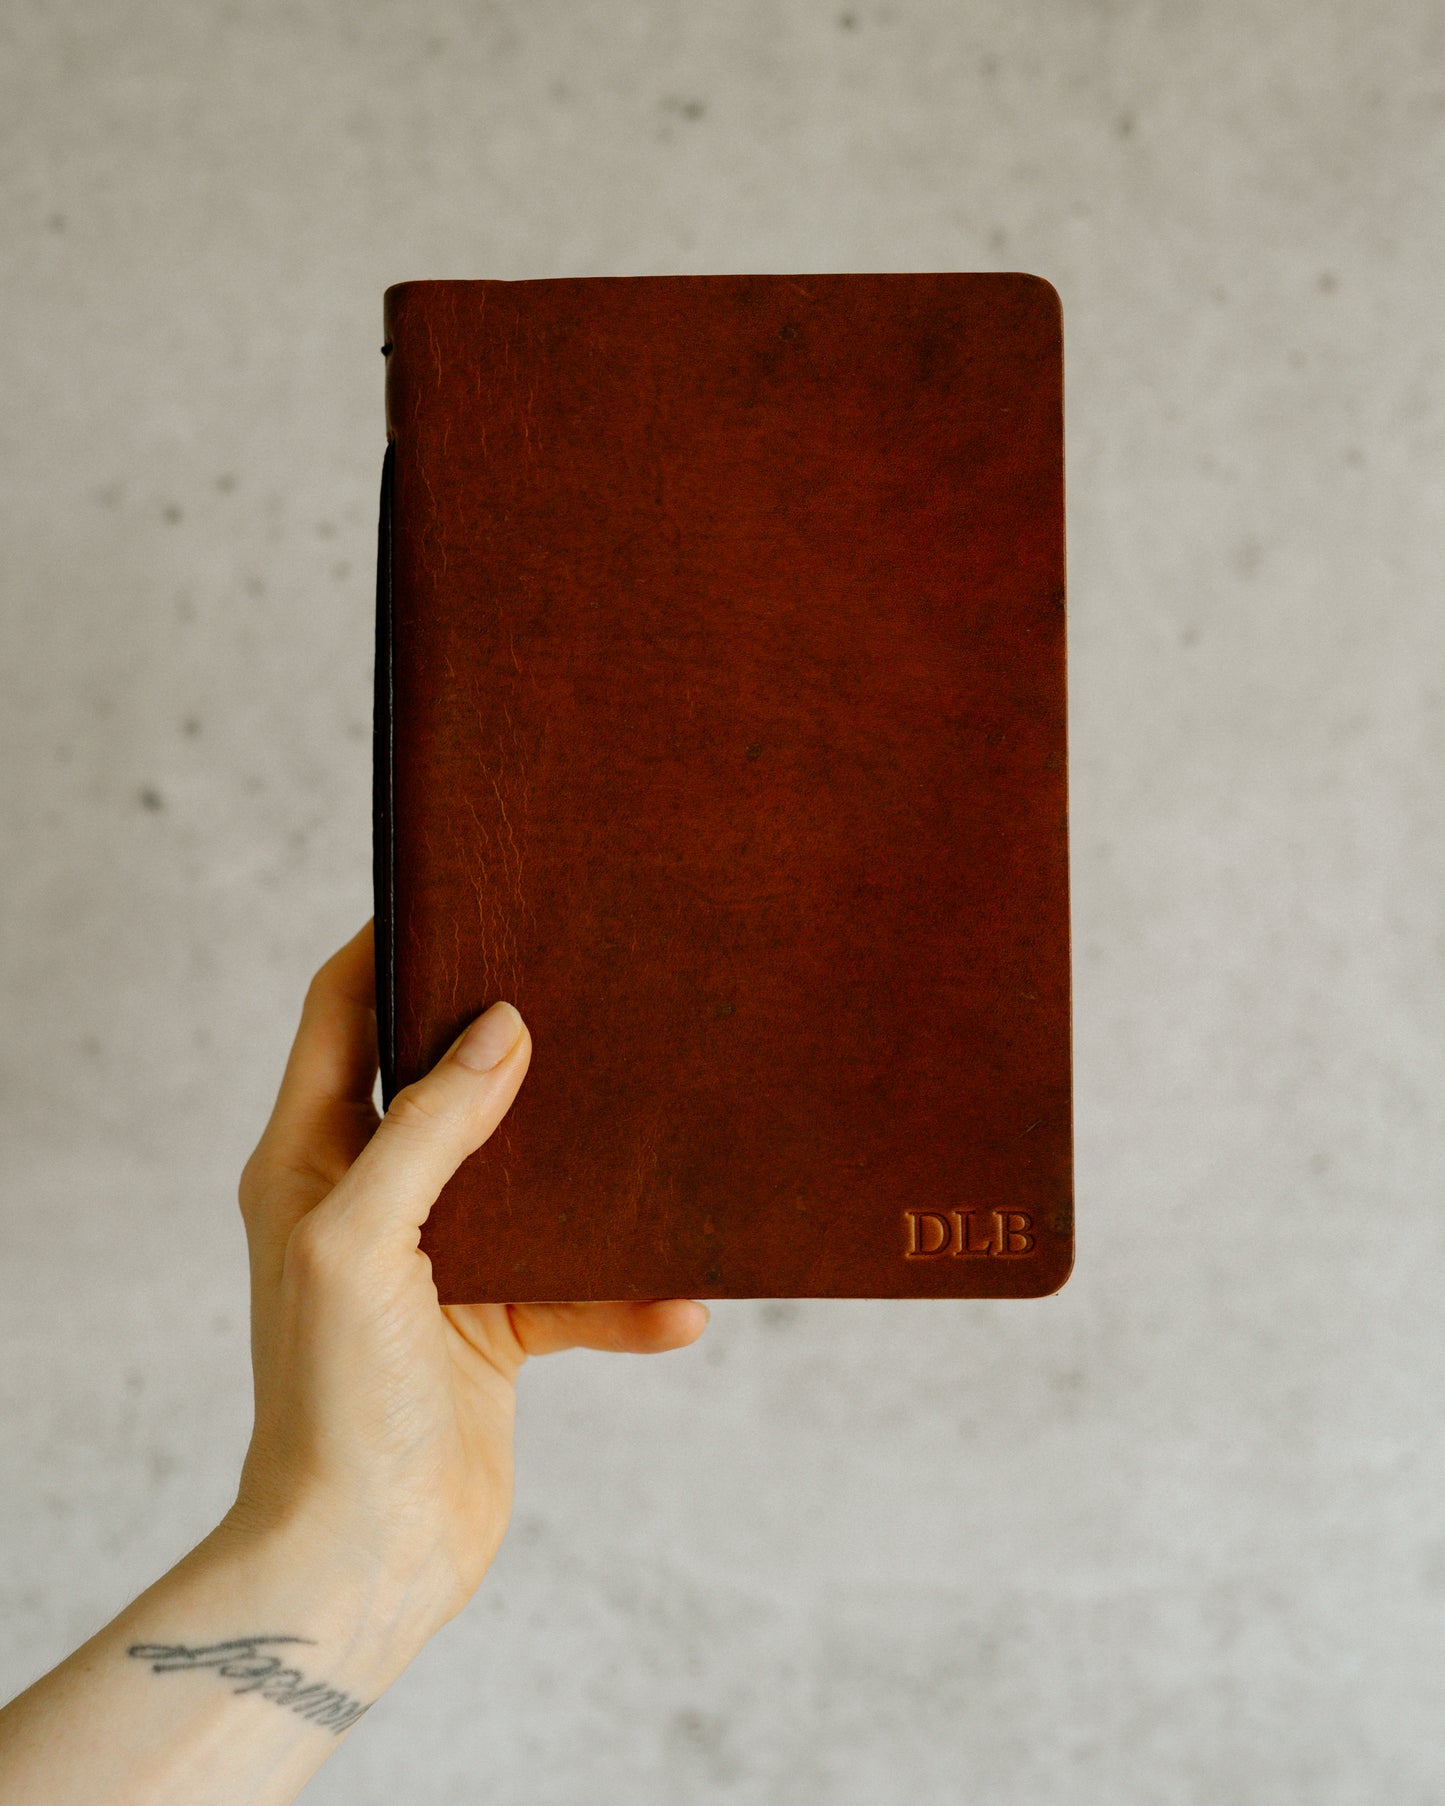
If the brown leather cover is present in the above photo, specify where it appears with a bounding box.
[376,273,1072,1303]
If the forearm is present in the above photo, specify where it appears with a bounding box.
[0,1510,457,1806]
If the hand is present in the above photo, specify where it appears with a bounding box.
[225,920,708,1638]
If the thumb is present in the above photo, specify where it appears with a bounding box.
[323,1001,531,1247]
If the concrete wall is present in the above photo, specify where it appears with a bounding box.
[2,2,1441,1799]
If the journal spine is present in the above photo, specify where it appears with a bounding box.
[372,437,397,1108]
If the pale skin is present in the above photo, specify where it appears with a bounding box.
[0,919,709,1803]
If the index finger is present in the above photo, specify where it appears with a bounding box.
[255,920,381,1182]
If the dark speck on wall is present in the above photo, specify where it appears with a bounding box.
[214,472,237,493]
[1231,536,1263,579]
[138,786,164,811]
[161,503,182,524]
[668,1706,734,1769]
[745,742,762,759]
[147,1447,179,1483]
[181,716,202,736]
[759,1300,801,1329]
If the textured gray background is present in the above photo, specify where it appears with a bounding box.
[2,2,1442,1801]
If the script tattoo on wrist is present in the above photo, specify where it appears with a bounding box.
[126,1636,373,1735]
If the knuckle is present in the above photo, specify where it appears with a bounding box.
[303,951,349,1013]
[285,1204,350,1275]
[381,1080,456,1138]
[237,1139,338,1218]
[237,1152,267,1217]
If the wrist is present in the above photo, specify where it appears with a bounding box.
[0,1504,458,1806]
[201,1504,458,1699]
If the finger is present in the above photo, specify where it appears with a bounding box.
[507,1299,711,1357]
[324,1000,531,1245]
[253,921,381,1186]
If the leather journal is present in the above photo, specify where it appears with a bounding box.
[374,273,1072,1303]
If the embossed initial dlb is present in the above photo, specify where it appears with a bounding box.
[903,1209,1036,1258]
